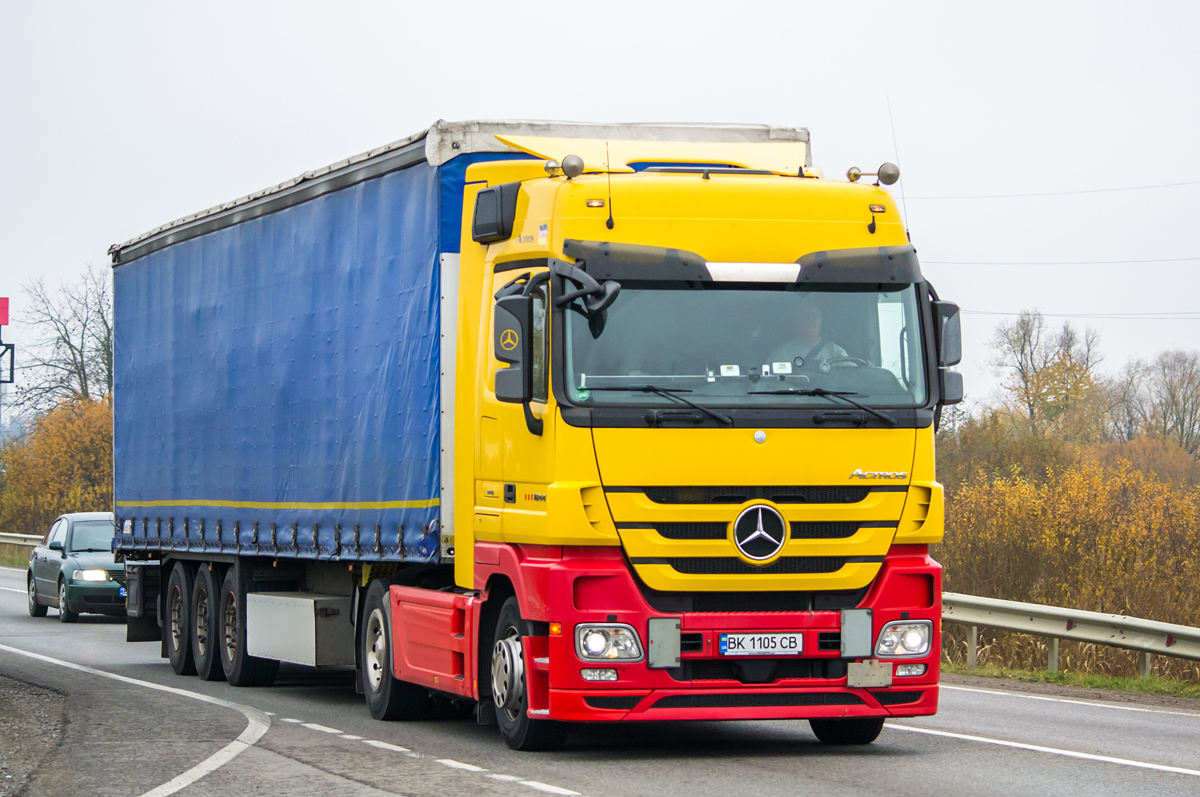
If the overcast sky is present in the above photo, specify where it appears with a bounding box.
[2,1,1198,414]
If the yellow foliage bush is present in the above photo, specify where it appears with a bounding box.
[940,459,1200,682]
[0,397,113,536]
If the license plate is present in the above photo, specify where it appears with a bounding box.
[119,587,127,598]
[719,632,803,656]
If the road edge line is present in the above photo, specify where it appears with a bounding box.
[0,642,271,796]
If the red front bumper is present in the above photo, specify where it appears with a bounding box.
[484,543,942,723]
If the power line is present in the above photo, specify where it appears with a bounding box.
[925,256,1200,266]
[963,310,1200,320]
[908,179,1200,200]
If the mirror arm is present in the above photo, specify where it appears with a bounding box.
[523,402,544,436]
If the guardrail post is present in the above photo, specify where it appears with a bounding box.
[1138,651,1152,678]
[1048,637,1059,672]
[967,624,978,668]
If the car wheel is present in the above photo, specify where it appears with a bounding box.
[218,567,278,687]
[57,579,79,623]
[28,574,47,617]
[492,596,565,751]
[809,717,885,745]
[191,565,226,682]
[165,562,197,675]
[360,579,428,721]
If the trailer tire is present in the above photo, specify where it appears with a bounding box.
[361,579,428,721]
[492,597,566,751]
[165,563,196,675]
[191,565,226,682]
[808,716,885,745]
[218,568,278,687]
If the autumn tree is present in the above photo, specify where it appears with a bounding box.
[0,396,113,535]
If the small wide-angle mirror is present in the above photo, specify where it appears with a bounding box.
[940,369,963,405]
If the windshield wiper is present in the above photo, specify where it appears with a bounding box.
[586,385,734,426]
[747,387,897,426]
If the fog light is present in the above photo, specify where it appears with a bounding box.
[896,664,927,677]
[874,620,932,658]
[77,569,108,582]
[581,668,618,681]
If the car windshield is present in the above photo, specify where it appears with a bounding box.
[70,521,115,552]
[564,283,927,407]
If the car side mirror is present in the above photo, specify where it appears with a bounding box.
[494,294,533,403]
[48,540,63,552]
[933,301,961,367]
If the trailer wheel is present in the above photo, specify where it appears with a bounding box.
[361,579,429,721]
[191,565,226,682]
[165,563,196,674]
[809,717,885,745]
[492,597,565,751]
[218,568,278,687]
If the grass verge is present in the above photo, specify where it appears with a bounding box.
[0,551,31,569]
[943,661,1200,699]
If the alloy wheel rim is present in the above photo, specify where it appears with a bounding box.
[28,578,36,612]
[59,583,68,613]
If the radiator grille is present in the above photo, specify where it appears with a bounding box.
[658,557,846,576]
[584,695,644,710]
[790,522,860,539]
[653,523,727,540]
[652,692,863,709]
[638,486,873,505]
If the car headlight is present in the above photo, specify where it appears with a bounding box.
[76,569,109,582]
[874,620,932,658]
[574,624,644,662]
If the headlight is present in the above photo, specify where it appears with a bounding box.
[76,569,109,582]
[574,624,644,662]
[874,620,932,658]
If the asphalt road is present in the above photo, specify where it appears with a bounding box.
[2,564,1199,797]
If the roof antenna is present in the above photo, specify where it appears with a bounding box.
[605,142,615,230]
[887,96,910,242]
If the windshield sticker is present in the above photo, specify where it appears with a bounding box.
[772,361,793,374]
[720,364,741,377]
[576,388,591,401]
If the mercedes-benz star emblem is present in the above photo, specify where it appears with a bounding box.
[732,505,786,561]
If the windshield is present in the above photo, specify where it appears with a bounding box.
[70,520,114,552]
[564,283,927,407]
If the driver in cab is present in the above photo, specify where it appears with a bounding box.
[767,301,847,371]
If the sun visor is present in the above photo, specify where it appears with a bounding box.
[795,246,923,284]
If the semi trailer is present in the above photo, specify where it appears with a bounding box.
[111,119,963,750]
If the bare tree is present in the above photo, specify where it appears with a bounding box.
[1145,350,1200,455]
[12,263,113,414]
[1104,359,1149,442]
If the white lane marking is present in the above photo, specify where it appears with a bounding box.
[280,718,303,723]
[302,723,344,734]
[0,566,27,572]
[340,734,363,740]
[520,782,582,796]
[0,643,271,796]
[362,739,412,753]
[489,774,524,782]
[439,759,486,772]
[0,587,27,593]
[889,723,1200,777]
[942,684,1200,719]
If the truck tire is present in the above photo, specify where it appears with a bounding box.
[218,568,278,687]
[58,579,79,623]
[28,574,47,617]
[809,716,885,745]
[191,565,226,682]
[361,579,428,721]
[165,563,196,674]
[492,596,565,751]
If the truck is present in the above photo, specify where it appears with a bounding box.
[111,119,963,750]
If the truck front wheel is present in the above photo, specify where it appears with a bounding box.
[361,579,428,721]
[492,596,565,751]
[809,716,885,745]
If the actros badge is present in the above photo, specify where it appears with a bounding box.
[732,505,786,561]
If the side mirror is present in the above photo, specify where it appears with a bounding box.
[48,540,63,552]
[494,294,533,403]
[939,369,963,405]
[933,301,962,367]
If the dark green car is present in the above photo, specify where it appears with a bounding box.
[27,512,125,622]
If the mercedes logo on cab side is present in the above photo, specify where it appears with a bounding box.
[732,505,787,561]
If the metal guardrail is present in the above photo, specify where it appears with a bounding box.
[0,532,41,548]
[943,591,1200,677]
